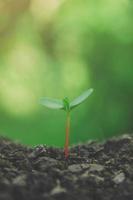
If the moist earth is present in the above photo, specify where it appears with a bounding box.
[0,134,133,200]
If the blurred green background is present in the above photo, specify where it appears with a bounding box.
[0,0,133,147]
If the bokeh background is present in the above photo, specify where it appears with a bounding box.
[0,0,133,147]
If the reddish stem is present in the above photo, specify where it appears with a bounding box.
[64,112,70,159]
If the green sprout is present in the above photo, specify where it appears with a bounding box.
[39,88,93,159]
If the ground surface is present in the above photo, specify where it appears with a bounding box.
[0,134,133,200]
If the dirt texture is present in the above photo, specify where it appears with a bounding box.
[0,134,133,200]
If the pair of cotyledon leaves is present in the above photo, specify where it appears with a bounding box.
[40,88,93,111]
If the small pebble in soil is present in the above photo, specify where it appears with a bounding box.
[113,172,125,184]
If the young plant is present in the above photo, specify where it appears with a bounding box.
[39,88,93,159]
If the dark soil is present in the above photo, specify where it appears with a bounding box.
[0,134,133,200]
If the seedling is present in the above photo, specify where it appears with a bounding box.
[39,88,93,159]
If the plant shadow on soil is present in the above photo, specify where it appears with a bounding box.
[0,134,133,200]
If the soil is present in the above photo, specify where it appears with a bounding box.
[0,134,133,200]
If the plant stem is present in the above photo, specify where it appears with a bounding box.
[64,112,70,159]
